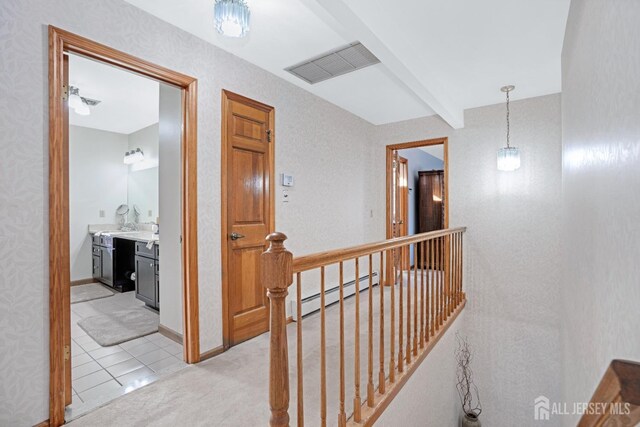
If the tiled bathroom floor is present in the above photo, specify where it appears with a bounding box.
[66,289,187,420]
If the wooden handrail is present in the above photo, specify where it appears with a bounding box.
[293,227,466,273]
[264,227,467,427]
[579,360,640,427]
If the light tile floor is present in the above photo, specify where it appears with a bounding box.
[66,289,187,420]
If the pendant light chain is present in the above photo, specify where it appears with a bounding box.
[506,89,511,149]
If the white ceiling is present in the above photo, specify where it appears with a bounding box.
[69,54,159,134]
[123,0,570,128]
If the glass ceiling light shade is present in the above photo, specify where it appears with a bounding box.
[214,0,250,38]
[497,85,520,171]
[123,148,144,164]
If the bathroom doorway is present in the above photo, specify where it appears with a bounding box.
[48,27,199,426]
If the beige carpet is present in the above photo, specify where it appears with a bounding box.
[69,271,447,426]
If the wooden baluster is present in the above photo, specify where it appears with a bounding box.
[453,233,460,308]
[413,243,418,356]
[398,246,404,373]
[262,232,293,427]
[353,258,362,422]
[320,267,327,427]
[406,244,411,365]
[420,241,425,349]
[460,233,464,301]
[437,236,442,329]
[296,272,304,427]
[379,251,386,393]
[444,236,452,320]
[338,262,347,427]
[367,254,375,407]
[430,238,435,338]
[438,237,444,329]
[389,248,396,382]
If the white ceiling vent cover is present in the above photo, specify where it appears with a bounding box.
[286,42,380,84]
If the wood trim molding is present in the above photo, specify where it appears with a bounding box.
[70,278,95,286]
[48,26,200,427]
[199,345,226,362]
[384,137,448,286]
[158,324,183,345]
[220,89,276,349]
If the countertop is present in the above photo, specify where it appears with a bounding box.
[89,227,159,245]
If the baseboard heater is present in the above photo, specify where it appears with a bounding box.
[291,271,380,319]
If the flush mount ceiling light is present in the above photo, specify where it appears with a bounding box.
[123,148,144,164]
[68,86,101,116]
[214,0,250,38]
[497,85,520,171]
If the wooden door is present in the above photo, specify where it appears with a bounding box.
[392,154,409,278]
[222,91,274,347]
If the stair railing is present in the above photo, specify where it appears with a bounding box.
[262,227,467,426]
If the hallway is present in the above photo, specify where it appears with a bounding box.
[69,272,452,426]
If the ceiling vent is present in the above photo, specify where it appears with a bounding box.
[286,42,380,84]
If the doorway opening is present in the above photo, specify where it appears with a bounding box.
[49,27,199,426]
[385,137,448,286]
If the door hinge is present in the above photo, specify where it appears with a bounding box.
[266,129,272,142]
[62,84,69,101]
[64,344,71,361]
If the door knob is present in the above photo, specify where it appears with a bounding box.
[230,232,245,241]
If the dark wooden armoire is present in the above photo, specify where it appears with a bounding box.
[416,170,445,268]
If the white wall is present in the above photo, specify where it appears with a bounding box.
[158,84,183,336]
[0,1,377,423]
[127,123,159,223]
[374,94,564,425]
[561,1,640,425]
[69,126,129,280]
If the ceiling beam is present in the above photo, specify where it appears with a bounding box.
[300,0,465,129]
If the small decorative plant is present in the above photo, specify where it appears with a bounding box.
[456,333,482,421]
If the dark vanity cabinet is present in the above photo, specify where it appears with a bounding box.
[135,241,159,310]
[92,235,135,292]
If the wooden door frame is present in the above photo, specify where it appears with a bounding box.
[48,26,200,426]
[385,137,449,285]
[220,90,275,349]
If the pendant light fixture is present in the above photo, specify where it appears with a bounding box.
[214,0,251,38]
[497,85,520,171]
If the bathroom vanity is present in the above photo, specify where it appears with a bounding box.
[91,229,160,310]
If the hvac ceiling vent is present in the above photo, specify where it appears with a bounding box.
[286,42,380,84]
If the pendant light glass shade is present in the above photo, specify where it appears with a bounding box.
[214,0,250,38]
[68,93,83,110]
[497,85,520,171]
[497,147,520,171]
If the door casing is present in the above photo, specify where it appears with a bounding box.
[220,89,275,349]
[385,137,449,286]
[48,26,200,426]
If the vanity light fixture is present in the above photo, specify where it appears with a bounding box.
[68,86,100,116]
[497,85,521,171]
[214,0,250,38]
[123,148,144,164]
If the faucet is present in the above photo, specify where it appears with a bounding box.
[120,222,139,232]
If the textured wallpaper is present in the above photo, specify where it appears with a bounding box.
[374,94,564,426]
[562,1,640,426]
[0,0,378,424]
[0,0,567,425]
